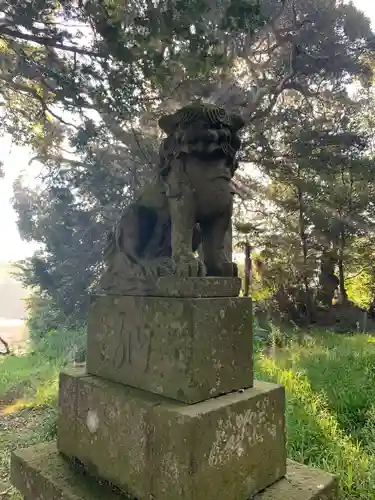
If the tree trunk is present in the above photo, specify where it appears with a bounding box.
[338,231,348,304]
[297,185,311,321]
[243,240,252,297]
[318,250,339,307]
[0,336,10,355]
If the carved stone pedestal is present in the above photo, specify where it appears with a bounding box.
[11,278,338,500]
[57,369,286,500]
[86,289,252,403]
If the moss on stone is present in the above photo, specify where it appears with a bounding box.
[12,442,338,500]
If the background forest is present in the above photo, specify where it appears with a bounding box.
[2,0,375,337]
[3,2,375,499]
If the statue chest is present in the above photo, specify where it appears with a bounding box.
[194,180,233,219]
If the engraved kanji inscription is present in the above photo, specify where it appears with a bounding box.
[113,312,150,372]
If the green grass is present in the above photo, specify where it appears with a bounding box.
[0,352,59,498]
[0,325,85,497]
[255,330,375,499]
[1,329,375,498]
[0,353,59,405]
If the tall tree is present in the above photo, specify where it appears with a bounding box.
[240,97,375,319]
[6,0,375,322]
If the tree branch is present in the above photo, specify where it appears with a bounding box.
[247,42,298,123]
[345,266,371,281]
[0,73,81,129]
[28,155,87,167]
[0,336,10,356]
[0,26,107,58]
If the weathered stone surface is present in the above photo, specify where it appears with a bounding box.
[254,460,339,499]
[57,369,286,500]
[100,104,245,294]
[87,294,253,403]
[103,276,241,297]
[58,368,89,457]
[11,442,127,500]
[11,442,338,500]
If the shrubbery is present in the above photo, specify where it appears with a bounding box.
[25,292,86,362]
[255,331,375,499]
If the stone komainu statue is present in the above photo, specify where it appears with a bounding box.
[99,103,246,293]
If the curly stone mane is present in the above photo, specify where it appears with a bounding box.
[158,104,245,179]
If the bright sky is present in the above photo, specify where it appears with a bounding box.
[0,1,374,263]
[0,136,41,262]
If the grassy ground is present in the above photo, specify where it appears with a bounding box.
[0,407,57,499]
[255,330,375,499]
[0,354,59,499]
[1,329,375,499]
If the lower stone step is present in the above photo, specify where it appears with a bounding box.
[11,442,338,500]
[57,370,286,500]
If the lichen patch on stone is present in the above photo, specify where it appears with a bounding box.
[86,409,99,434]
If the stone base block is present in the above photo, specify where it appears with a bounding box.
[11,442,339,500]
[87,294,253,403]
[102,276,242,298]
[57,368,286,500]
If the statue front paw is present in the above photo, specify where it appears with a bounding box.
[206,261,238,277]
[173,253,206,277]
[221,261,238,277]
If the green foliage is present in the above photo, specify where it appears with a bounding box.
[256,330,375,499]
[0,294,86,403]
[239,97,375,320]
[346,271,373,310]
[0,353,59,404]
[24,293,70,343]
[35,325,86,362]
[24,292,87,361]
[2,0,375,324]
[0,326,84,406]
